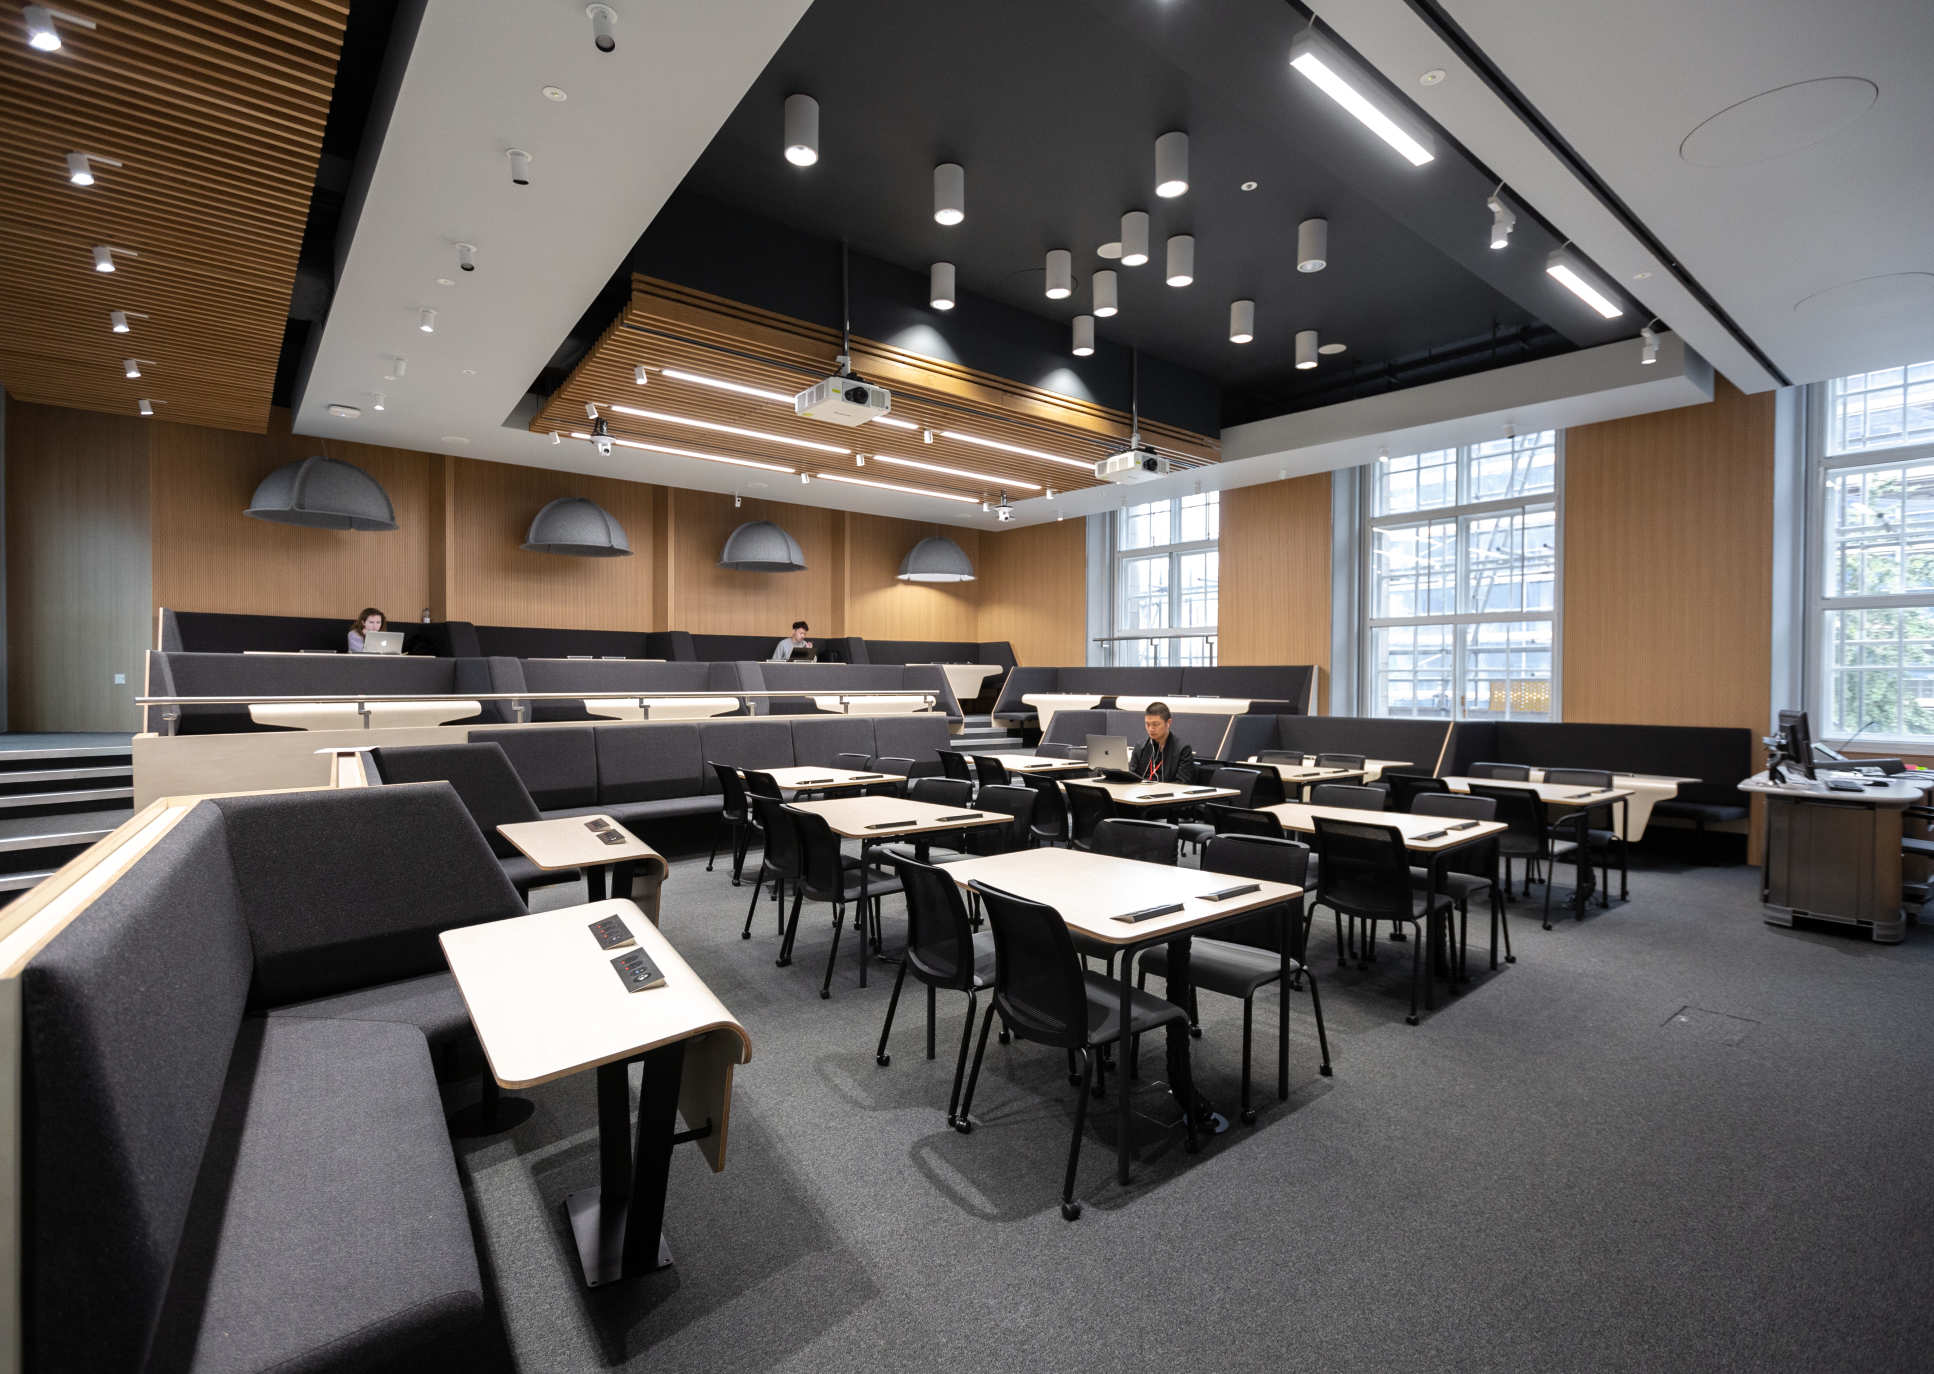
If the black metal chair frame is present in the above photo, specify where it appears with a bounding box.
[1307,816,1456,1025]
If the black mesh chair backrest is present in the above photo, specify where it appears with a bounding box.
[1257,750,1305,763]
[1189,757,1231,785]
[967,784,1036,853]
[972,753,1011,787]
[1544,767,1614,788]
[712,760,752,820]
[1385,772,1450,813]
[743,768,785,799]
[1310,782,1388,811]
[1208,804,1286,839]
[1413,791,1498,876]
[970,881,1089,1050]
[1469,761,1531,780]
[1065,782,1115,846]
[1208,767,1261,807]
[938,750,975,783]
[1244,767,1287,808]
[1315,752,1366,768]
[788,807,850,901]
[908,776,974,808]
[1311,816,1416,921]
[1202,834,1311,955]
[368,742,538,860]
[1469,783,1546,853]
[874,756,917,775]
[1090,817,1179,866]
[834,752,872,769]
[749,794,804,880]
[892,856,980,990]
[1019,773,1069,841]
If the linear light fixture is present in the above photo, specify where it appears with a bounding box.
[872,452,1041,490]
[1545,246,1624,318]
[659,367,792,403]
[940,429,1093,471]
[816,471,978,503]
[569,431,795,474]
[607,402,850,453]
[872,415,919,430]
[1289,27,1435,167]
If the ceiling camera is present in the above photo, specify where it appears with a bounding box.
[591,416,613,457]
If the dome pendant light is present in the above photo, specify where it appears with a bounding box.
[245,456,399,531]
[898,536,976,583]
[933,162,964,225]
[719,520,807,572]
[1092,269,1118,317]
[1044,249,1072,300]
[523,497,633,557]
[783,93,820,166]
[1120,211,1150,267]
[1165,235,1194,287]
[1154,131,1189,198]
[929,261,956,311]
[1297,218,1328,273]
[1072,314,1095,357]
[1229,299,1255,344]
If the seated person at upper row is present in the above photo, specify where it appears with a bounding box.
[347,607,386,654]
[771,619,814,662]
[1130,701,1195,783]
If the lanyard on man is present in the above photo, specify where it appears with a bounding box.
[1143,738,1164,781]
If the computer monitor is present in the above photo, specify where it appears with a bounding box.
[1776,709,1814,781]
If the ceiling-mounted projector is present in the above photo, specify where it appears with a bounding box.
[794,374,893,426]
[1095,447,1171,484]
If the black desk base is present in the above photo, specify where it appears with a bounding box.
[563,1039,685,1287]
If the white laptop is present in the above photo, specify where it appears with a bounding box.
[1086,734,1134,776]
[361,630,405,655]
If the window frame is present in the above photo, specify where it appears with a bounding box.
[1358,433,1565,722]
[1102,493,1219,666]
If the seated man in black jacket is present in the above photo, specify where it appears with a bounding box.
[1128,701,1195,783]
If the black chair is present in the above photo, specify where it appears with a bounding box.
[1309,782,1388,811]
[869,755,917,796]
[1065,782,1115,850]
[1543,767,1628,906]
[742,767,785,801]
[1469,783,1553,915]
[741,792,802,941]
[1207,805,1286,839]
[1019,773,1070,846]
[908,776,973,808]
[1090,817,1179,866]
[1187,757,1232,785]
[1308,816,1455,1025]
[1469,761,1531,780]
[1246,767,1288,808]
[1180,767,1261,851]
[1315,752,1366,769]
[786,808,906,999]
[961,783,1035,856]
[1137,835,1331,1122]
[972,753,1011,788]
[1409,792,1512,972]
[1257,750,1306,764]
[876,856,996,1127]
[938,750,976,787]
[834,751,872,770]
[959,881,1195,1220]
[1385,772,1451,813]
[369,742,577,901]
[708,760,758,883]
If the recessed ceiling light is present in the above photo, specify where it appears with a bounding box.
[1240,180,1259,191]
[1098,241,1124,260]
[461,367,477,376]
[1420,69,1446,86]
[1632,270,1653,280]
[435,277,455,287]
[1318,341,1347,355]
[440,435,469,444]
[609,402,850,453]
[328,403,362,419]
[542,85,568,101]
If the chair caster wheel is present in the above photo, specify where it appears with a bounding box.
[1188,1026,1202,1040]
[740,931,751,940]
[1405,1015,1419,1026]
[1240,1109,1258,1125]
[876,1054,890,1066]
[1505,955,1517,963]
[1061,1201,1082,1222]
[952,1117,973,1134]
[819,989,831,1000]
[998,1030,1011,1044]
[1319,1065,1333,1077]
[1541,922,1552,931]
[776,958,791,968]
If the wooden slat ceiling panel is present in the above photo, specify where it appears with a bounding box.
[531,278,1220,504]
[0,1,348,433]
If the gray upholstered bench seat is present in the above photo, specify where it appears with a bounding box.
[547,796,724,824]
[147,1017,487,1373]
[264,971,474,1053]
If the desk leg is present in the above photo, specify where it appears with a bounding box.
[1117,955,1134,1186]
[586,865,608,903]
[565,1040,685,1286]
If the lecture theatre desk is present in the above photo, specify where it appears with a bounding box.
[1445,770,1689,839]
[440,899,752,1286]
[758,765,905,794]
[1244,755,1414,784]
[498,815,667,920]
[1440,778,1635,911]
[972,754,1092,774]
[1084,780,1241,809]
[586,696,741,721]
[915,663,1005,702]
[1741,770,1931,943]
[940,847,1302,1185]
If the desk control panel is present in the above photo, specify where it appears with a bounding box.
[611,947,666,992]
[588,914,635,951]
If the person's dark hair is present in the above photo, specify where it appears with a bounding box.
[353,607,386,634]
[792,620,809,632]
[1143,701,1172,721]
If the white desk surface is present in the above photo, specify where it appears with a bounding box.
[1441,777,1635,809]
[1738,771,1929,807]
[784,795,1010,839]
[249,700,481,731]
[1114,695,1250,716]
[497,816,665,874]
[759,765,904,792]
[975,754,1090,773]
[915,663,1003,700]
[440,900,752,1173]
[1019,693,1101,733]
[1078,780,1239,807]
[1261,802,1508,853]
[585,697,739,722]
[942,847,1301,948]
[1246,755,1412,783]
[1242,759,1365,784]
[811,695,931,716]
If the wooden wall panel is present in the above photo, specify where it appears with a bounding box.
[149,410,436,623]
[1218,472,1332,707]
[843,514,981,642]
[663,488,841,637]
[444,459,654,631]
[1563,378,1774,736]
[5,401,151,731]
[978,520,1086,665]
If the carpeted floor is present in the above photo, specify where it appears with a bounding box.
[451,829,1934,1373]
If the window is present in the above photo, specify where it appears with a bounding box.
[1810,360,1934,743]
[1362,433,1560,720]
[1107,493,1218,665]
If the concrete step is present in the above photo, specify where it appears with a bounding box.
[0,787,135,812]
[0,869,59,893]
[0,743,133,764]
[0,807,131,851]
[0,764,133,787]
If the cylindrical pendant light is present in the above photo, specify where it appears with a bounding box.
[1230,299,1255,344]
[1044,249,1072,300]
[1072,314,1095,357]
[1120,211,1150,267]
[783,93,819,166]
[933,162,964,225]
[929,261,956,311]
[1295,329,1319,369]
[1154,131,1189,198]
[1092,269,1118,317]
[1297,217,1328,273]
[1165,235,1194,287]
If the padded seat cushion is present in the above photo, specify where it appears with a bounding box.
[549,796,724,824]
[1082,970,1190,1041]
[147,1017,488,1374]
[593,723,706,803]
[265,972,473,1057]
[1408,868,1494,901]
[1140,939,1294,999]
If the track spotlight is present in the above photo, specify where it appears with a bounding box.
[585,2,616,52]
[1165,235,1194,287]
[591,416,613,456]
[455,241,477,273]
[1297,218,1327,273]
[1230,299,1255,344]
[1640,322,1659,365]
[372,392,386,411]
[633,364,648,386]
[386,356,407,381]
[584,401,600,421]
[1045,488,1056,501]
[108,309,145,333]
[800,472,811,484]
[1154,131,1189,198]
[122,357,141,378]
[550,430,562,445]
[137,398,155,416]
[1093,269,1118,318]
[66,151,114,184]
[933,162,964,225]
[929,261,955,311]
[25,5,91,52]
[1487,187,1515,250]
[506,148,532,186]
[734,494,742,509]
[92,243,133,272]
[784,93,819,166]
[1295,330,1319,369]
[1072,315,1095,357]
[1120,211,1150,267]
[922,428,934,444]
[1045,249,1072,300]
[417,307,436,333]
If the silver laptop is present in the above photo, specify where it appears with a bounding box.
[1086,734,1133,774]
[361,629,405,655]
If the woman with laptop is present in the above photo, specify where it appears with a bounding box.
[347,607,388,653]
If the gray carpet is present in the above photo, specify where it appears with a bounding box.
[452,837,1934,1373]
